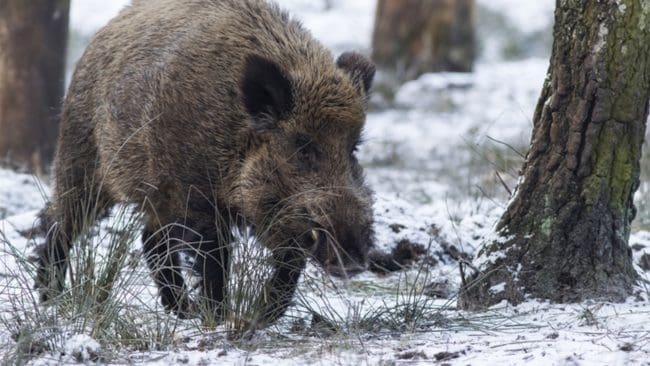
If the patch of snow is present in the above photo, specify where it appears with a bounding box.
[283,0,377,54]
[372,195,436,253]
[394,72,475,109]
[0,169,48,219]
[473,244,508,269]
[70,0,131,35]
[364,58,547,170]
[63,334,101,363]
[489,281,506,293]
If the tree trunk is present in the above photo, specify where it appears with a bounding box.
[459,0,650,310]
[371,0,475,82]
[0,0,70,175]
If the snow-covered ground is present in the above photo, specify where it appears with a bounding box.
[2,0,650,365]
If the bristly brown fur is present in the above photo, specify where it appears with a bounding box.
[35,0,376,327]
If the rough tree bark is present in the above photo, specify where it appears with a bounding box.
[371,0,475,82]
[459,0,650,309]
[0,0,70,175]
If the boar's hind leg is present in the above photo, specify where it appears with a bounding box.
[188,219,232,322]
[258,249,306,324]
[35,165,113,303]
[142,221,193,318]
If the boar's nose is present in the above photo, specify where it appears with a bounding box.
[323,228,370,278]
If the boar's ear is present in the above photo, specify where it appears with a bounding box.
[336,52,376,96]
[242,54,294,127]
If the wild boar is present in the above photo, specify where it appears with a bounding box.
[35,0,375,326]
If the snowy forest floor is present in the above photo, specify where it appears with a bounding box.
[2,0,650,365]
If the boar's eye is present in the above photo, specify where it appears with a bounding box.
[295,134,320,171]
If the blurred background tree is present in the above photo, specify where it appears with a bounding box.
[371,0,475,82]
[0,0,70,176]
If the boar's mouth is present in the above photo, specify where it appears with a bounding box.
[304,225,368,279]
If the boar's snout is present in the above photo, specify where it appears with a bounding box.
[309,220,373,279]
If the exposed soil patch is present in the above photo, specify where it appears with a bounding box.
[396,350,427,360]
[436,242,471,263]
[434,350,464,362]
[368,239,436,274]
[631,243,646,251]
[388,223,406,233]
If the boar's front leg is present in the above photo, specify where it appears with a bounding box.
[257,248,306,324]
[185,218,232,323]
[143,214,231,322]
[142,221,194,318]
